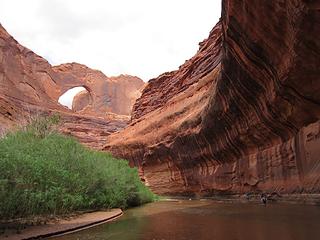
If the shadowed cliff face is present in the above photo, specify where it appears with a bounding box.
[105,0,320,195]
[0,24,142,147]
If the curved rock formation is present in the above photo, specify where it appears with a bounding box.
[0,24,142,148]
[1,0,319,197]
[53,63,144,116]
[0,23,144,116]
[0,23,65,135]
[105,0,320,196]
[0,24,61,109]
[105,22,223,194]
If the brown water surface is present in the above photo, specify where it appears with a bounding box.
[52,200,320,240]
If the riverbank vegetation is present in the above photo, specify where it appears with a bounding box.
[0,115,156,221]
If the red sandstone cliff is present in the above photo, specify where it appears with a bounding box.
[105,22,223,194]
[0,23,63,134]
[1,0,320,197]
[52,63,144,116]
[0,24,142,147]
[105,0,320,196]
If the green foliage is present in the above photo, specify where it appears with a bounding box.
[25,113,61,138]
[0,115,156,220]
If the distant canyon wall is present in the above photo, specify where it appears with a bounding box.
[0,24,143,147]
[53,63,144,116]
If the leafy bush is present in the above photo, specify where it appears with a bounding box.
[25,113,60,138]
[0,115,156,220]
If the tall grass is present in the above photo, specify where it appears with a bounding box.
[0,115,156,220]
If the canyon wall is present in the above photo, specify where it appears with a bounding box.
[0,23,62,134]
[105,0,320,196]
[1,0,319,196]
[53,63,144,116]
[0,24,142,147]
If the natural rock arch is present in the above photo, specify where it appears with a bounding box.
[52,63,144,116]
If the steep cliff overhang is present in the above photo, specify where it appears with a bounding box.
[105,0,320,196]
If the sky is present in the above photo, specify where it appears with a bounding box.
[58,87,87,109]
[0,0,221,82]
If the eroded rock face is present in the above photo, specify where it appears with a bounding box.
[0,24,140,147]
[72,90,92,112]
[105,22,223,194]
[109,75,146,116]
[0,24,61,110]
[53,63,144,116]
[0,23,65,135]
[105,0,320,196]
[1,0,320,196]
[131,24,221,120]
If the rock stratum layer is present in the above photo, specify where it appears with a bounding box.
[105,0,320,196]
[0,23,142,146]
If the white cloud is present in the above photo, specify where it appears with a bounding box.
[0,0,221,81]
[58,87,86,109]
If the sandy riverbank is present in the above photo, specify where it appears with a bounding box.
[1,209,122,240]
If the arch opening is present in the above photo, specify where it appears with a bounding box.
[58,86,92,112]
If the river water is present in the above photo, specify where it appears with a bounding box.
[52,200,320,240]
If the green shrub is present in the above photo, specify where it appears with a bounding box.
[25,113,60,138]
[0,115,156,220]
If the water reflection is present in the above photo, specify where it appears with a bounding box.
[52,200,320,240]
